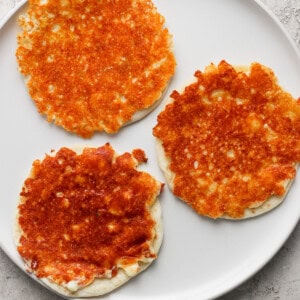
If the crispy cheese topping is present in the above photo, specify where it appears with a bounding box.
[153,60,300,218]
[17,144,162,288]
[16,0,176,137]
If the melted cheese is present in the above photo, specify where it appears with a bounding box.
[153,60,300,218]
[16,0,176,137]
[16,144,163,290]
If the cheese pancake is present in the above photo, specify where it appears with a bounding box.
[16,0,176,137]
[15,144,163,297]
[153,60,300,219]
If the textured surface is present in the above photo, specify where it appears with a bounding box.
[15,0,175,137]
[1,0,300,299]
[153,61,300,219]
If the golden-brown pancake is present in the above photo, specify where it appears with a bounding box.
[15,144,163,297]
[153,60,300,219]
[16,0,176,137]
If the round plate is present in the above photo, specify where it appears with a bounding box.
[1,0,300,299]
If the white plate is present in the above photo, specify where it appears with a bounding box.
[1,1,300,299]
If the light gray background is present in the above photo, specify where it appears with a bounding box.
[1,0,300,299]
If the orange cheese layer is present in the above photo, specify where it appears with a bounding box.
[153,60,300,218]
[17,144,162,287]
[16,0,176,137]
